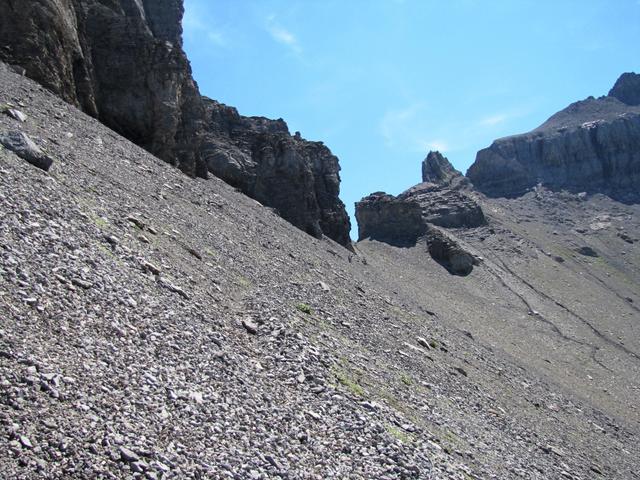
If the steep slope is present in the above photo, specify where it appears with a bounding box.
[2,67,638,479]
[467,75,640,201]
[0,0,351,246]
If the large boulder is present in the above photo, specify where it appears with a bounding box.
[0,131,53,170]
[355,192,426,246]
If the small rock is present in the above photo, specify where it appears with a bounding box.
[19,435,33,449]
[5,108,27,122]
[576,246,598,257]
[71,278,93,289]
[141,260,161,276]
[453,367,468,377]
[242,319,258,335]
[119,446,140,463]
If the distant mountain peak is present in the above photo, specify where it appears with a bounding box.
[609,72,640,106]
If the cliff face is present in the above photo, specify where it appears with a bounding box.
[468,76,640,201]
[0,0,351,246]
[0,0,205,176]
[609,72,640,106]
[200,99,351,245]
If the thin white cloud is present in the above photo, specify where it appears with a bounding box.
[417,139,449,153]
[266,15,302,54]
[379,104,450,153]
[207,31,226,46]
[479,113,509,127]
[379,104,426,147]
[183,5,227,47]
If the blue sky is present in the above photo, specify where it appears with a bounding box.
[183,0,640,234]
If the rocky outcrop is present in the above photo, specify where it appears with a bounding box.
[468,75,640,201]
[201,99,351,245]
[422,150,469,189]
[398,183,485,229]
[355,192,426,246]
[426,227,479,276]
[356,152,485,245]
[0,0,351,246]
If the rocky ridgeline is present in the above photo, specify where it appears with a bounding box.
[356,152,484,275]
[201,99,351,245]
[0,0,351,246]
[468,73,640,201]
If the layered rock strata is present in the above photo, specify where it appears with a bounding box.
[468,74,640,201]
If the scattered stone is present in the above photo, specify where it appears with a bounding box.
[19,435,33,449]
[119,446,140,463]
[242,318,258,335]
[141,260,161,276]
[71,278,93,289]
[127,216,146,230]
[4,108,27,122]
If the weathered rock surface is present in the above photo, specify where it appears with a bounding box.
[468,75,640,201]
[609,72,640,106]
[355,192,426,246]
[421,150,468,189]
[0,0,351,246]
[201,99,351,245]
[425,226,479,276]
[356,152,485,246]
[0,0,206,177]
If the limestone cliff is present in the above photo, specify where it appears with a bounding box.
[468,75,640,201]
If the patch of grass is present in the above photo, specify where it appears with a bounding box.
[236,275,251,288]
[295,303,313,315]
[96,242,118,261]
[428,339,439,349]
[93,216,109,229]
[385,424,414,445]
[399,373,414,386]
[331,365,364,397]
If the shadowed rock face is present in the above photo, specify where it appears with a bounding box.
[0,0,205,177]
[200,99,351,246]
[468,75,640,202]
[355,192,426,246]
[422,150,468,188]
[0,0,351,246]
